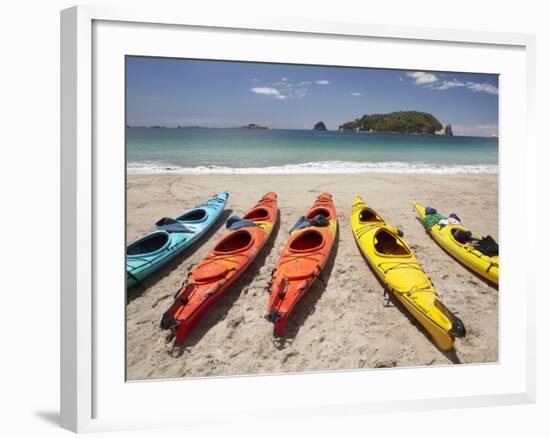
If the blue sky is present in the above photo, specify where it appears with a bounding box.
[126,57,499,137]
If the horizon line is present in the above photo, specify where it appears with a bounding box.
[125,125,498,138]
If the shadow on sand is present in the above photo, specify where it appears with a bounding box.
[169,212,282,356]
[127,209,233,305]
[271,226,340,349]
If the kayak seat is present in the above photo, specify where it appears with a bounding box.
[127,232,169,256]
[452,228,473,244]
[374,230,409,256]
[359,208,383,223]
[176,208,207,222]
[155,217,178,227]
[306,207,331,221]
[289,229,324,252]
[214,230,253,254]
[243,207,270,221]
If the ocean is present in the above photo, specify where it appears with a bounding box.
[126,127,498,175]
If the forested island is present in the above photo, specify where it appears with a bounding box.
[338,111,451,135]
[245,123,268,129]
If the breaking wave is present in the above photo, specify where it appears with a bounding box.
[127,161,498,175]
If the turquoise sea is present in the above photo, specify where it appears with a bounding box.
[126,128,498,175]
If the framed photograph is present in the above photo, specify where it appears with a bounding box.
[61,5,536,432]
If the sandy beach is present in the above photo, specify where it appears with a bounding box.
[126,173,498,380]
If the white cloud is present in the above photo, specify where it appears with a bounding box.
[251,78,261,82]
[432,79,466,90]
[250,87,283,98]
[407,71,499,95]
[273,79,296,89]
[252,77,311,100]
[429,79,498,95]
[348,92,362,96]
[466,82,499,95]
[406,71,438,85]
[315,80,330,85]
[250,87,279,96]
[293,88,307,98]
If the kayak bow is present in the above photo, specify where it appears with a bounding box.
[350,195,465,350]
[266,192,337,335]
[413,201,498,285]
[161,192,279,344]
[126,192,229,288]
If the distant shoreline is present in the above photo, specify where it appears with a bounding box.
[125,126,498,139]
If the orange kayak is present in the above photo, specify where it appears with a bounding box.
[161,192,279,343]
[266,193,338,335]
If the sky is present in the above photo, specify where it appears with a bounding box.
[126,56,499,137]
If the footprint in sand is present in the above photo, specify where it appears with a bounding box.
[226,316,245,339]
[282,351,298,364]
[151,294,172,308]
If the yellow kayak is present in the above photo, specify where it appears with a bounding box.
[413,201,498,286]
[350,196,465,350]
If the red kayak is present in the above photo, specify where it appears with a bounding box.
[161,192,279,343]
[266,193,338,335]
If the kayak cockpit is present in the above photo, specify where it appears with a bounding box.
[243,207,270,221]
[374,229,410,256]
[176,208,207,223]
[127,231,169,256]
[306,207,331,221]
[214,230,253,254]
[359,207,383,223]
[289,229,324,252]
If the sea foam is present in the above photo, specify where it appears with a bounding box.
[127,160,498,175]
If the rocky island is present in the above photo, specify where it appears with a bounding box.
[338,111,450,135]
[436,124,453,136]
[245,123,268,130]
[313,121,327,131]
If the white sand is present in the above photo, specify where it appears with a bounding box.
[126,174,498,380]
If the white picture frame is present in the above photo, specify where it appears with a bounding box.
[60,4,536,433]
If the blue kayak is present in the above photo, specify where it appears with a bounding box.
[126,192,229,288]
